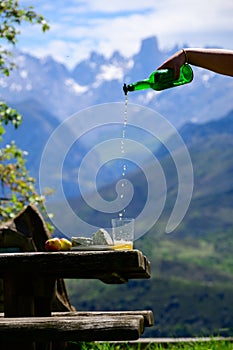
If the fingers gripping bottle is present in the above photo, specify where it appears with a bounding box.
[123,64,193,95]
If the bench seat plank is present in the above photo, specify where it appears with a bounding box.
[0,315,145,342]
[52,310,154,328]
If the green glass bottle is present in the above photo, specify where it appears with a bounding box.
[123,64,193,95]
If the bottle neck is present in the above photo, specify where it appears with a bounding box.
[127,79,152,92]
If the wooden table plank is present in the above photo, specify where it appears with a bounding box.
[0,250,151,280]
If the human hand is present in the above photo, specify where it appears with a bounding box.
[157,49,187,79]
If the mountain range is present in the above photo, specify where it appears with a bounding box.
[1,36,233,127]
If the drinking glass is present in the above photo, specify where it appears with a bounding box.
[111,218,135,250]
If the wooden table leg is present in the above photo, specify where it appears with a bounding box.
[2,269,30,349]
[3,273,35,317]
[33,276,56,317]
[3,274,56,350]
[33,276,56,350]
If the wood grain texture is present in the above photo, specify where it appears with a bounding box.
[0,314,145,342]
[0,250,151,280]
[52,310,154,327]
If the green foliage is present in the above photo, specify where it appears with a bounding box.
[0,101,22,139]
[0,0,51,226]
[0,0,49,76]
[0,141,52,228]
[66,340,233,350]
[0,0,49,131]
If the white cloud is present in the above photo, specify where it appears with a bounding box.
[21,38,94,69]
[96,64,124,82]
[18,0,233,68]
[65,78,88,94]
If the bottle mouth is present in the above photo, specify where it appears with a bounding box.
[123,83,128,95]
[123,83,135,94]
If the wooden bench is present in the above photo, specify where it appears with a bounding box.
[0,310,153,343]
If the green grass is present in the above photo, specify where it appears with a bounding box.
[66,340,233,350]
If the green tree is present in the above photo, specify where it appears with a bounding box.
[0,0,52,227]
[0,0,49,76]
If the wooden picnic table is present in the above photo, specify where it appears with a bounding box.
[0,249,153,350]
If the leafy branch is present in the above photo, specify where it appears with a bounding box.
[0,0,53,228]
[0,0,49,76]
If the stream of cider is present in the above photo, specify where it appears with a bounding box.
[118,94,128,219]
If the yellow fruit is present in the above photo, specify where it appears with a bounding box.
[60,238,72,251]
[45,238,62,251]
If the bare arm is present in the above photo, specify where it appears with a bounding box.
[157,48,233,79]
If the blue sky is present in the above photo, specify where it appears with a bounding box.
[18,0,233,69]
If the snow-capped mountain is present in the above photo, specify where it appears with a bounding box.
[1,36,233,126]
